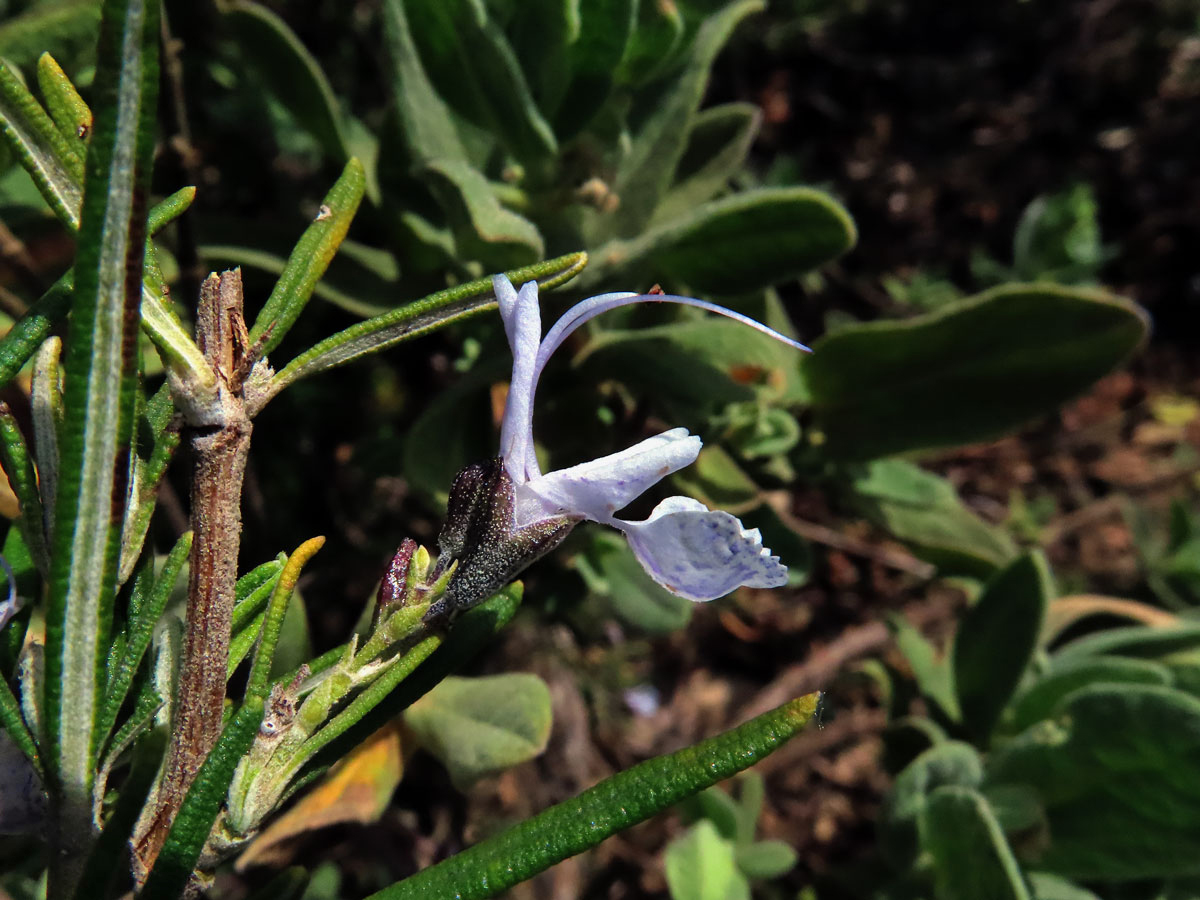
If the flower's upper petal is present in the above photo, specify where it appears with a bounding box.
[617,496,788,601]
[495,276,543,482]
[513,428,701,528]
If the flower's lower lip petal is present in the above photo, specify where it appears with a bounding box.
[518,429,701,525]
[617,499,788,601]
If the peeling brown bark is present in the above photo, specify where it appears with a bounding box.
[134,270,254,878]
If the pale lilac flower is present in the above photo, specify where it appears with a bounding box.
[492,275,807,602]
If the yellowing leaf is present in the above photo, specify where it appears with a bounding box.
[1150,394,1200,428]
[237,721,406,870]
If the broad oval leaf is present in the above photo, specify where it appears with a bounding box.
[577,531,693,633]
[651,187,855,294]
[851,459,1017,577]
[734,839,797,880]
[953,552,1053,744]
[802,284,1149,460]
[1008,656,1172,733]
[922,785,1032,900]
[404,674,552,788]
[665,820,749,900]
[880,741,982,867]
[986,684,1200,881]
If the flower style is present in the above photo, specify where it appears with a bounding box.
[431,275,808,619]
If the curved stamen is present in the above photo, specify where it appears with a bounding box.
[531,291,811,404]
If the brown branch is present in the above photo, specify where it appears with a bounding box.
[134,270,253,878]
[741,597,950,721]
[741,621,892,721]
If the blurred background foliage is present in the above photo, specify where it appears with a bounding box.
[0,0,1198,897]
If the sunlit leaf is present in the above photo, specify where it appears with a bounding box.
[405,674,552,788]
[803,285,1149,460]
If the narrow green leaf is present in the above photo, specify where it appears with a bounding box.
[290,632,442,773]
[1050,622,1200,666]
[139,698,265,900]
[665,820,749,900]
[97,531,192,756]
[118,386,183,584]
[370,693,819,900]
[802,285,1150,461]
[404,674,552,788]
[0,672,40,775]
[0,271,73,391]
[246,159,367,356]
[30,337,64,544]
[262,252,587,407]
[405,0,557,159]
[380,0,467,165]
[41,0,159,852]
[72,729,163,900]
[35,53,91,159]
[424,158,544,268]
[301,584,523,775]
[231,557,287,632]
[246,537,325,700]
[0,403,50,576]
[96,674,161,791]
[146,185,195,236]
[201,245,389,319]
[609,0,763,237]
[923,786,1032,900]
[0,53,214,396]
[954,552,1053,744]
[228,611,265,679]
[0,57,84,225]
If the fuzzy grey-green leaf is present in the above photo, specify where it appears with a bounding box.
[404,674,552,788]
[802,284,1149,460]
